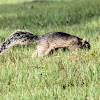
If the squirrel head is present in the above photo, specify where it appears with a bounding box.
[81,38,91,49]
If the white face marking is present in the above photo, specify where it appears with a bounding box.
[83,38,86,41]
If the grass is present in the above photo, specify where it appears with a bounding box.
[0,0,100,100]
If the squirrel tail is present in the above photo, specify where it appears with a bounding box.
[0,30,39,55]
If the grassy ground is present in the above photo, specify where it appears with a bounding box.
[0,0,100,100]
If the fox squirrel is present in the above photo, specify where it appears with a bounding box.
[0,30,90,57]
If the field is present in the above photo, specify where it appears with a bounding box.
[0,0,100,100]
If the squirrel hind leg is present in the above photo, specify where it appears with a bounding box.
[32,44,51,58]
[42,48,52,57]
[32,48,51,58]
[32,49,38,58]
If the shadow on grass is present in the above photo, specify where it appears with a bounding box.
[0,0,100,30]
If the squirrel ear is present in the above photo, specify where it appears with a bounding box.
[82,38,86,45]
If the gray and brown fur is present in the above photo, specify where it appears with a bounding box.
[0,30,90,57]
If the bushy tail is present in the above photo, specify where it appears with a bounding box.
[0,30,39,55]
